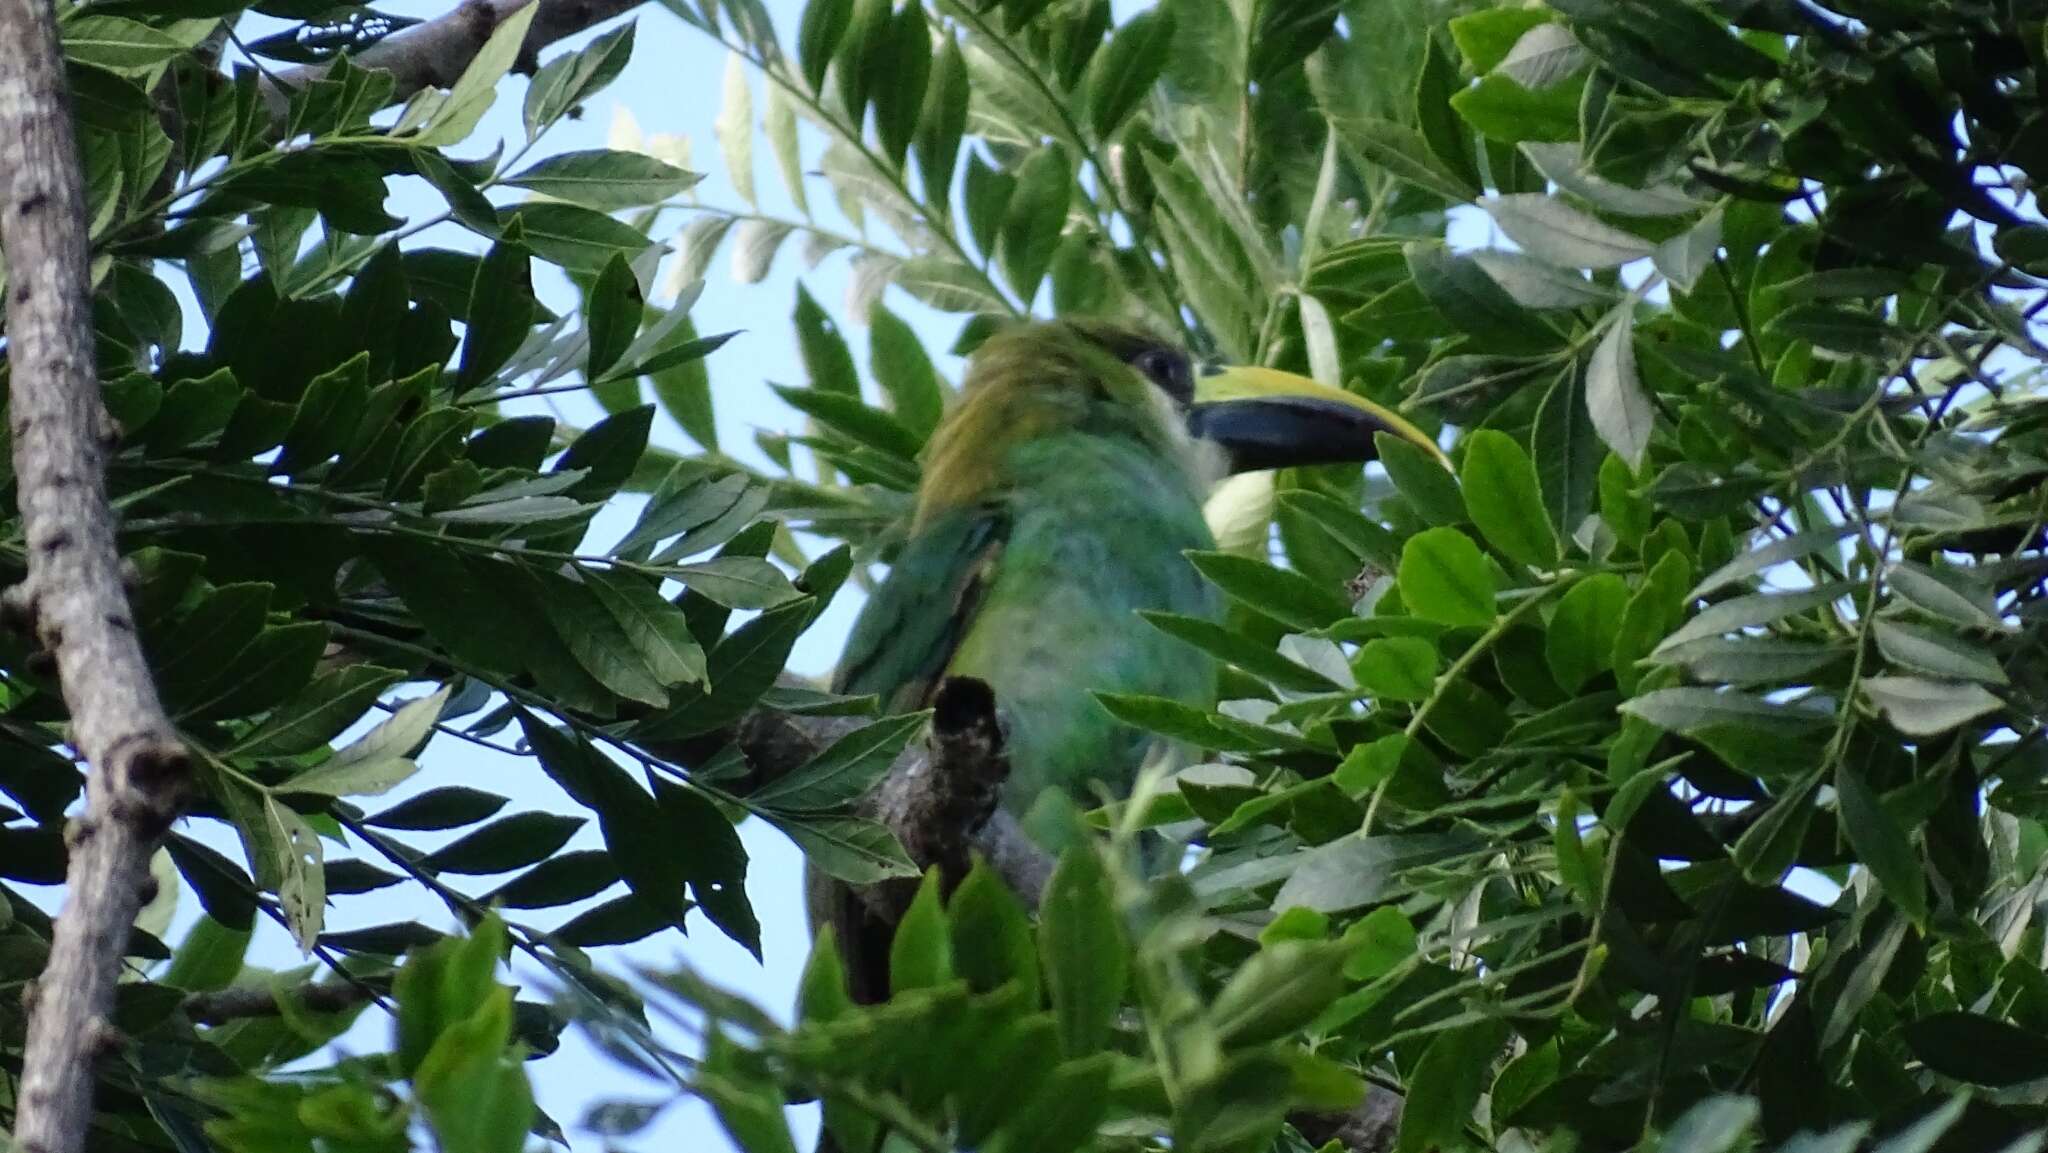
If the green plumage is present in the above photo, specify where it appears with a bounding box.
[835,321,1225,816]
[817,321,1223,1000]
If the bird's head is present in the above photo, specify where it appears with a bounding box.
[920,321,1446,518]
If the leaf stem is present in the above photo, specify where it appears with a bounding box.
[1363,581,1571,835]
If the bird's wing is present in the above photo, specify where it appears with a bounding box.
[831,503,1008,709]
[816,502,1007,1004]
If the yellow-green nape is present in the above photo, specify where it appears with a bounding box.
[914,320,1206,525]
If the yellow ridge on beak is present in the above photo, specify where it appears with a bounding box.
[1189,364,1452,472]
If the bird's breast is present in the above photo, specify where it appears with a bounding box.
[944,435,1223,824]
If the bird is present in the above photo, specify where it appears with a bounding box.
[814,318,1445,1005]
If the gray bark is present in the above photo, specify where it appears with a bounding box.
[0,2,190,1151]
[263,0,647,115]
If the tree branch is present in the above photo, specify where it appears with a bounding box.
[734,676,1049,914]
[181,980,381,1025]
[0,3,190,1150]
[262,0,646,114]
[1292,1091,1405,1153]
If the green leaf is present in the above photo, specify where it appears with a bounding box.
[274,353,368,475]
[1210,941,1351,1047]
[487,851,619,910]
[1687,526,1855,600]
[1187,551,1352,631]
[1520,141,1706,216]
[423,812,584,874]
[1835,761,1927,926]
[714,53,756,207]
[555,403,655,499]
[265,797,324,953]
[639,598,814,738]
[503,149,700,210]
[233,664,403,758]
[414,995,533,1153]
[894,256,1010,314]
[1546,573,1627,693]
[762,81,808,217]
[1403,242,1557,351]
[457,229,534,393]
[61,15,186,75]
[1498,22,1590,88]
[1860,677,2004,736]
[868,303,944,439]
[890,871,952,995]
[420,1,537,145]
[1449,7,1553,73]
[367,787,509,831]
[793,284,858,395]
[1416,32,1483,193]
[1397,528,1497,628]
[1484,194,1654,270]
[1620,687,1831,735]
[533,568,670,706]
[1587,300,1652,470]
[582,253,642,381]
[1887,562,2008,632]
[498,202,655,274]
[1356,637,1438,702]
[1655,583,1852,654]
[1395,1019,1510,1153]
[798,0,853,93]
[1899,1014,2048,1087]
[999,148,1070,299]
[1532,364,1602,540]
[1272,833,1477,914]
[1472,250,1615,309]
[1089,8,1174,137]
[1328,114,1477,203]
[523,23,634,139]
[1450,74,1582,143]
[914,31,968,211]
[1039,845,1126,1056]
[584,569,708,687]
[650,315,719,449]
[870,2,930,167]
[1341,906,1418,981]
[1872,619,2007,685]
[163,915,252,993]
[1378,431,1464,525]
[750,712,929,812]
[773,384,921,460]
[1460,429,1558,568]
[671,556,803,610]
[771,813,917,884]
[1653,206,1723,293]
[1657,1096,1760,1153]
[1140,612,1340,693]
[949,858,1040,1003]
[1730,772,1819,884]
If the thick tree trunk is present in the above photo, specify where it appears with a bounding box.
[0,3,190,1151]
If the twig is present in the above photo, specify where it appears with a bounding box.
[735,676,1050,915]
[0,4,191,1151]
[182,980,382,1025]
[262,0,646,115]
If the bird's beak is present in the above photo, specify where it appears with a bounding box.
[1186,365,1449,474]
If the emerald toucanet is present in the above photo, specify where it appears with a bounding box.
[816,320,1443,1002]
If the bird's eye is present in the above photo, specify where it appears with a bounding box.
[1130,348,1191,402]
